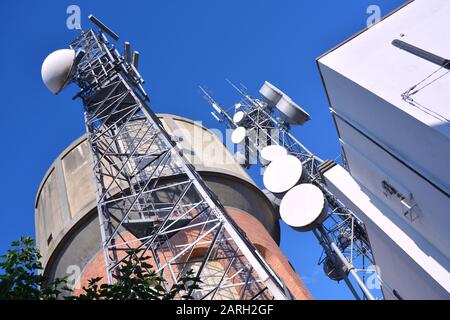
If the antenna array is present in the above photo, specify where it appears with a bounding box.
[201,81,382,300]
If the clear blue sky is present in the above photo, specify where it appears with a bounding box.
[0,0,406,299]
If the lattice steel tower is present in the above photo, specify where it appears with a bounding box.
[41,15,292,300]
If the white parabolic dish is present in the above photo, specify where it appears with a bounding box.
[233,111,245,124]
[41,49,76,94]
[280,183,328,232]
[276,95,311,125]
[260,145,288,163]
[263,155,303,193]
[231,127,246,144]
[259,81,283,106]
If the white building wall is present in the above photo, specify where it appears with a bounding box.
[318,0,450,299]
[323,165,450,299]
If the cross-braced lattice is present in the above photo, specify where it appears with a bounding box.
[66,22,290,300]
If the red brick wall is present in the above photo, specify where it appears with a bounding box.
[73,207,312,300]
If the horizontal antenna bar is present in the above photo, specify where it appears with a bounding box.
[392,39,450,69]
[88,14,119,41]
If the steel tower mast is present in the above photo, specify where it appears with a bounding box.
[61,16,290,300]
[200,81,382,300]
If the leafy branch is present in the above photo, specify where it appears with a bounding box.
[0,237,201,300]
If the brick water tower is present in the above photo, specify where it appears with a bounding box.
[36,15,311,300]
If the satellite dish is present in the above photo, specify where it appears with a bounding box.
[263,155,303,193]
[323,257,345,281]
[260,145,288,163]
[231,127,246,144]
[233,111,245,124]
[275,95,311,125]
[41,49,76,94]
[259,81,284,106]
[280,183,328,232]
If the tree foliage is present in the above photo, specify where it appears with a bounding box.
[0,237,201,300]
[73,251,201,300]
[0,236,69,300]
